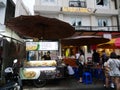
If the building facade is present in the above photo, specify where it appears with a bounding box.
[34,0,120,59]
[15,0,32,17]
[34,0,119,37]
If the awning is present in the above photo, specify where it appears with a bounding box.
[61,36,110,46]
[97,38,120,49]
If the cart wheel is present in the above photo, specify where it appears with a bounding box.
[33,79,47,88]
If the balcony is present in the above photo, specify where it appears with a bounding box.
[69,1,86,8]
[74,26,119,31]
[72,26,120,38]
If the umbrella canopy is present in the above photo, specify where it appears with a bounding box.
[61,36,110,46]
[97,38,120,49]
[6,15,75,40]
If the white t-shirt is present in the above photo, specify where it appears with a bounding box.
[79,55,85,65]
[107,58,120,77]
[67,65,74,75]
[75,53,80,59]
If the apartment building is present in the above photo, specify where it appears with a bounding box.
[15,0,32,17]
[34,0,119,38]
[34,0,120,59]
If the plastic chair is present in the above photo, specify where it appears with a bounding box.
[82,72,92,84]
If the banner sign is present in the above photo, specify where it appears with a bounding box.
[26,42,58,51]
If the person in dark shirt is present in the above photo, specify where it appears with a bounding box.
[92,49,100,65]
[44,51,51,60]
[101,50,108,65]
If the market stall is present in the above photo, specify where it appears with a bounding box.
[6,15,75,87]
[20,41,66,87]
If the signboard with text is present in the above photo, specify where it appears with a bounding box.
[26,42,58,51]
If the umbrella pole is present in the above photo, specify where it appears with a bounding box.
[59,39,62,57]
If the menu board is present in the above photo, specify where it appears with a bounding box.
[26,42,38,51]
[26,42,58,51]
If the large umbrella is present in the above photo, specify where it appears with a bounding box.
[61,36,110,46]
[97,38,120,49]
[6,15,75,40]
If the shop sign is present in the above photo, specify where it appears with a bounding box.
[26,42,58,51]
[103,33,112,39]
[62,7,91,13]
[26,42,39,51]
[39,42,58,50]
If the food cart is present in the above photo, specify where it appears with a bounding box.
[19,41,66,87]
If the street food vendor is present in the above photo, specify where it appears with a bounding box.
[44,51,51,60]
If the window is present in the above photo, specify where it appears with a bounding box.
[98,18,108,27]
[96,0,108,7]
[41,0,57,6]
[71,18,82,26]
[69,0,86,8]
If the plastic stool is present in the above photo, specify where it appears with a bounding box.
[82,72,92,84]
[94,69,104,80]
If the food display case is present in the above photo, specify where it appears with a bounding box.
[20,60,65,79]
[19,41,66,87]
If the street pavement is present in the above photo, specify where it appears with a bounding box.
[23,77,108,90]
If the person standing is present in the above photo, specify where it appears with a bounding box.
[101,50,108,65]
[75,50,80,66]
[103,58,110,89]
[107,52,120,90]
[92,49,100,65]
[78,49,85,83]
